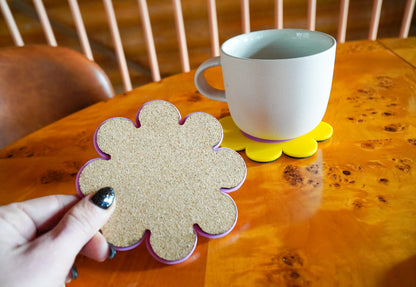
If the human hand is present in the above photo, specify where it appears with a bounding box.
[0,187,116,287]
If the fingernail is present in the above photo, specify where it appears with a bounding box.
[108,243,116,259]
[71,265,78,280]
[91,187,115,209]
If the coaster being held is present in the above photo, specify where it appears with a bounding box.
[76,100,246,264]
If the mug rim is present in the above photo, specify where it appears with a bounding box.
[221,29,337,61]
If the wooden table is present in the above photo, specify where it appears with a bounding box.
[1,38,416,287]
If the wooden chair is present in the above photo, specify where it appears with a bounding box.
[0,45,114,148]
[1,0,414,94]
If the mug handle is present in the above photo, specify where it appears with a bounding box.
[194,56,227,102]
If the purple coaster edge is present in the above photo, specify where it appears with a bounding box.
[240,129,293,143]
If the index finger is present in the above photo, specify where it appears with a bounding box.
[1,195,80,242]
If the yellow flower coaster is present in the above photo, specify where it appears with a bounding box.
[220,116,333,162]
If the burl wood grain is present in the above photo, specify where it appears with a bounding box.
[0,39,415,286]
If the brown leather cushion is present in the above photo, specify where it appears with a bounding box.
[0,45,114,148]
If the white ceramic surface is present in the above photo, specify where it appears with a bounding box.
[194,29,336,141]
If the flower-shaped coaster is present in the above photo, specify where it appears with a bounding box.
[220,116,333,162]
[76,101,246,264]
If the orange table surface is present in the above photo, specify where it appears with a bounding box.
[1,38,416,287]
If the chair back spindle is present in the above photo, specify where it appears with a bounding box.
[207,0,220,57]
[102,0,132,91]
[307,0,317,31]
[68,0,94,61]
[33,0,56,46]
[400,0,416,38]
[338,0,350,43]
[0,0,24,46]
[172,0,190,73]
[274,0,283,29]
[241,0,250,33]
[369,0,383,41]
[137,0,160,82]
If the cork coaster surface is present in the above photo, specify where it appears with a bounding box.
[76,100,246,264]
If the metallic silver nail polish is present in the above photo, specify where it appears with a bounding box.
[91,187,115,209]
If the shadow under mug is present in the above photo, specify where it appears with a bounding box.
[194,29,336,142]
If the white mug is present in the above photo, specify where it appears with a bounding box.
[194,29,336,141]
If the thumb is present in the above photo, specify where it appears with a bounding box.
[45,187,116,261]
